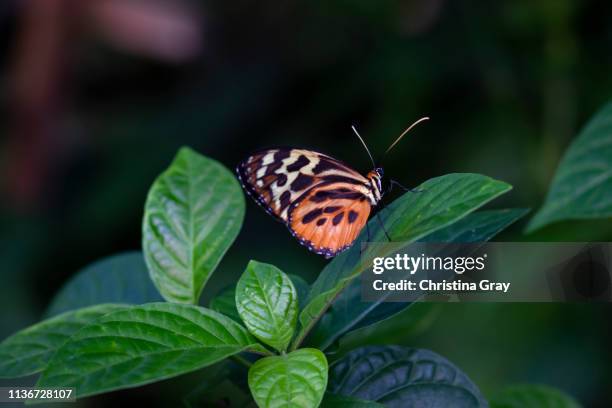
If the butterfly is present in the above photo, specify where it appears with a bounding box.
[236,117,429,258]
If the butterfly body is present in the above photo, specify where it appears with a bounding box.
[237,148,384,258]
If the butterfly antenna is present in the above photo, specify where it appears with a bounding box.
[351,125,376,168]
[383,116,430,157]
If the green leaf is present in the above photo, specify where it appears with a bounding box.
[490,384,582,408]
[527,101,612,231]
[322,394,385,407]
[37,303,260,398]
[293,173,512,349]
[45,252,162,317]
[210,274,307,325]
[420,208,529,242]
[306,208,527,350]
[248,348,328,408]
[328,346,486,407]
[0,304,124,378]
[236,261,298,352]
[210,286,240,322]
[142,147,245,304]
[288,274,310,310]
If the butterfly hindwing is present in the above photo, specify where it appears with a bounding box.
[287,185,371,257]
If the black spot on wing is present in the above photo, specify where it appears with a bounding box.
[276,173,288,186]
[291,173,315,191]
[264,161,283,176]
[303,208,323,224]
[316,218,327,226]
[279,190,292,212]
[312,158,343,174]
[332,212,344,226]
[324,206,341,213]
[274,149,291,161]
[309,190,333,201]
[348,210,359,223]
[309,192,331,203]
[286,154,310,172]
[335,192,365,200]
[309,189,366,203]
[321,174,367,185]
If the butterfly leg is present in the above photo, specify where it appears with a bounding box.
[360,221,372,255]
[390,179,426,194]
[375,212,392,242]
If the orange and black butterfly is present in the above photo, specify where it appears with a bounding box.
[236,118,429,258]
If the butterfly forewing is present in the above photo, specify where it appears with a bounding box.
[237,148,376,257]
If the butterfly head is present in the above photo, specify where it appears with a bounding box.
[366,167,384,204]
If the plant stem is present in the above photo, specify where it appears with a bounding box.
[248,346,275,356]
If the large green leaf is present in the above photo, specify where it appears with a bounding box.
[45,252,162,317]
[527,101,612,231]
[421,208,529,242]
[306,208,527,350]
[37,303,261,398]
[236,261,298,352]
[248,348,328,408]
[142,147,245,304]
[0,304,124,379]
[292,173,512,349]
[490,384,581,408]
[328,346,487,407]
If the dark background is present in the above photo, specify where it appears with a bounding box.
[1,0,611,406]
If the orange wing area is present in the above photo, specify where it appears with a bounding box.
[287,187,371,258]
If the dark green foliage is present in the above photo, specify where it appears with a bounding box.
[45,252,162,317]
[2,131,602,406]
[528,101,612,231]
[328,346,487,407]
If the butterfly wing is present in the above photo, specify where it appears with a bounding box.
[287,185,371,257]
[236,148,370,222]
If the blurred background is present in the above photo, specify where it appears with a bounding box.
[0,0,611,406]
